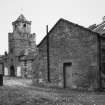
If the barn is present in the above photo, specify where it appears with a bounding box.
[32,18,103,90]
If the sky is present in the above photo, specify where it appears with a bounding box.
[0,0,105,54]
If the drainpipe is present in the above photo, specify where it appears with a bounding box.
[46,25,50,82]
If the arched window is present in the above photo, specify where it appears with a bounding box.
[23,23,26,28]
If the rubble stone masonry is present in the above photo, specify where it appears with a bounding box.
[32,19,99,90]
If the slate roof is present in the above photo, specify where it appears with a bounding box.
[89,16,105,35]
[93,22,105,35]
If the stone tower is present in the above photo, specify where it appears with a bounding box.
[8,14,36,77]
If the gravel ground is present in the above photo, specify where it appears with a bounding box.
[0,77,105,105]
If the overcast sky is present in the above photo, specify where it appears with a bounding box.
[0,0,105,54]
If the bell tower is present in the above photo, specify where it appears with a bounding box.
[12,14,31,34]
[7,14,36,77]
[8,14,36,56]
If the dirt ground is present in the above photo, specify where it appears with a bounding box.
[0,77,105,105]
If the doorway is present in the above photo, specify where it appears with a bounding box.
[10,65,15,76]
[63,62,72,88]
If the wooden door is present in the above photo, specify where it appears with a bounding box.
[63,63,72,88]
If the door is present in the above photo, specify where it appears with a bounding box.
[10,65,15,76]
[63,62,72,88]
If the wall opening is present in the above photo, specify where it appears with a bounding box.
[23,23,26,28]
[63,62,72,88]
[10,65,15,76]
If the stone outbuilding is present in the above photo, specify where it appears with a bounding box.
[89,16,105,89]
[89,16,105,34]
[32,18,103,90]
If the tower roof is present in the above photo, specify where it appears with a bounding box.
[16,14,27,22]
[12,14,31,25]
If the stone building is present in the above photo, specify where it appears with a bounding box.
[89,16,105,34]
[89,17,105,88]
[32,18,101,90]
[3,14,36,78]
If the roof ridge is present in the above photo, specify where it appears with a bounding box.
[16,14,27,21]
[12,14,31,25]
[37,18,99,47]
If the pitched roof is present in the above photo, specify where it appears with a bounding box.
[89,16,105,35]
[12,14,31,25]
[37,18,99,47]
[88,24,97,30]
[16,14,27,22]
[93,22,105,34]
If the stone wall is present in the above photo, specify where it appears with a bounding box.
[32,19,99,90]
[6,15,36,78]
[100,36,105,88]
[21,60,33,78]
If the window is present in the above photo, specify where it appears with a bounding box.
[23,23,26,27]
